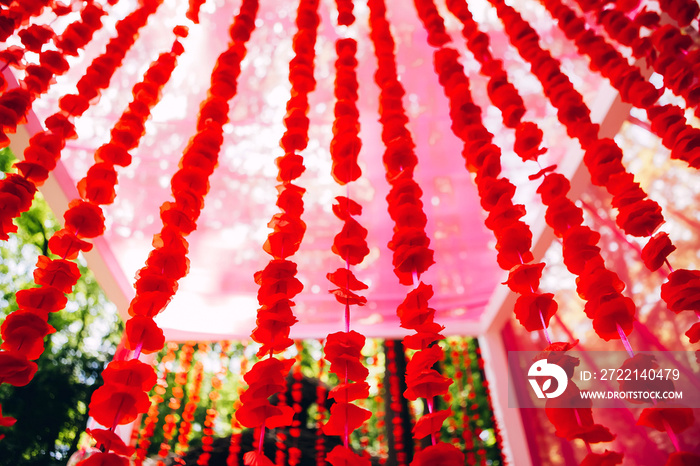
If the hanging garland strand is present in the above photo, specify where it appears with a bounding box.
[0,0,109,145]
[417,0,625,462]
[0,0,165,242]
[366,1,464,463]
[577,1,700,119]
[235,2,320,466]
[367,1,461,463]
[227,352,249,466]
[539,0,700,170]
[175,346,207,457]
[484,0,665,242]
[66,3,260,464]
[157,343,195,462]
[320,16,373,462]
[0,30,184,397]
[196,341,231,466]
[134,344,178,466]
[0,0,51,42]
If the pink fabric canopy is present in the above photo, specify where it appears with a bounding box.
[19,0,599,341]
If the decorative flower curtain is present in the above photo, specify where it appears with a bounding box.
[0,0,699,465]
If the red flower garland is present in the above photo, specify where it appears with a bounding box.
[237,4,319,466]
[334,0,355,26]
[197,341,230,466]
[157,343,195,460]
[77,3,260,463]
[367,3,460,463]
[435,0,625,460]
[0,0,165,242]
[227,354,249,466]
[134,344,177,465]
[0,0,51,42]
[175,351,206,456]
[385,340,408,466]
[319,29,372,464]
[541,0,700,170]
[315,345,326,466]
[0,32,183,391]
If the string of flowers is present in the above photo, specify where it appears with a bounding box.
[0,0,165,242]
[319,17,372,463]
[370,342,387,465]
[334,0,355,26]
[533,0,700,364]
[71,2,260,463]
[0,30,184,397]
[196,341,231,466]
[384,340,408,466]
[315,342,326,466]
[0,0,108,138]
[288,359,304,465]
[539,0,700,171]
[157,342,195,462]
[175,347,207,456]
[0,0,52,42]
[227,352,249,466]
[134,343,178,466]
[578,1,700,119]
[235,2,319,465]
[479,3,700,459]
[366,1,460,463]
[472,345,504,464]
[417,0,629,462]
[657,0,699,27]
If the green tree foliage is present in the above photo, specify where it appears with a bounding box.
[0,147,124,464]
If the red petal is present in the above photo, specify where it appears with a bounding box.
[48,229,93,259]
[326,445,371,466]
[503,262,545,294]
[64,200,106,238]
[87,428,134,456]
[637,403,695,434]
[243,451,275,466]
[33,256,80,294]
[102,359,157,392]
[0,352,38,386]
[411,443,464,466]
[579,450,624,466]
[328,382,370,403]
[413,408,451,439]
[77,452,129,466]
[125,316,165,354]
[322,402,371,436]
[514,292,557,332]
[0,310,55,359]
